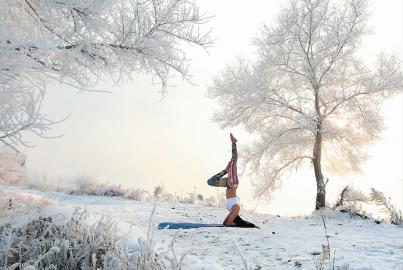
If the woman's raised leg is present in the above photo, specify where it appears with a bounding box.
[207,172,228,187]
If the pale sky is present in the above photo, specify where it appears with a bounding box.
[24,0,402,216]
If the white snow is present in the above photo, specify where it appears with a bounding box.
[1,185,402,270]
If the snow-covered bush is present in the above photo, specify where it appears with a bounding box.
[333,186,368,209]
[370,188,403,225]
[124,188,152,202]
[0,191,57,223]
[331,186,370,219]
[0,205,225,270]
[154,186,164,198]
[330,186,402,225]
[178,193,196,204]
[0,209,124,269]
[162,192,176,203]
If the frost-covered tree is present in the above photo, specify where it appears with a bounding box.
[208,0,403,209]
[0,0,211,150]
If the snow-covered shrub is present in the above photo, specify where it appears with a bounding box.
[0,191,57,223]
[154,186,164,198]
[124,188,151,202]
[178,193,196,204]
[162,192,175,203]
[370,188,403,225]
[69,175,107,195]
[0,204,224,270]
[331,186,372,221]
[196,194,204,203]
[102,185,125,197]
[333,186,368,209]
[0,209,125,269]
[153,185,176,203]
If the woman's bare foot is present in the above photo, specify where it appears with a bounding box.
[230,133,237,144]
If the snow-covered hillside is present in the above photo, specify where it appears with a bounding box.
[1,185,402,270]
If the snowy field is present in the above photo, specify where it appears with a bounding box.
[1,185,403,270]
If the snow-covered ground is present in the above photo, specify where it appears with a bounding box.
[1,185,403,270]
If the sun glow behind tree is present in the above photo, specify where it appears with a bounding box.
[208,0,403,210]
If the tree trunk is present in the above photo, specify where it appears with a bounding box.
[313,126,326,210]
[313,82,326,210]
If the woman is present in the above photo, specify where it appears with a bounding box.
[207,133,240,226]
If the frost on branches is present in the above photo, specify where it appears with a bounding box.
[0,0,212,150]
[208,0,403,209]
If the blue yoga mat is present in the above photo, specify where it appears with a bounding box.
[158,222,225,229]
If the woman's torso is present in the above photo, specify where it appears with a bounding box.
[226,186,237,199]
